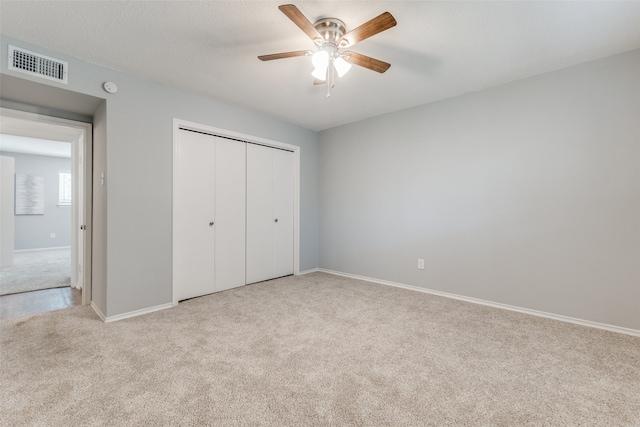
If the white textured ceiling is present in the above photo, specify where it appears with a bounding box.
[1,1,640,131]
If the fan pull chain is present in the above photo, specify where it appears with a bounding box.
[327,62,335,98]
[326,77,330,98]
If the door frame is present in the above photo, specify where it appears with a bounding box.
[172,118,301,306]
[0,107,93,305]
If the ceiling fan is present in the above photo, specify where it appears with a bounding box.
[258,4,397,96]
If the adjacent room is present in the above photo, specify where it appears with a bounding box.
[0,135,80,314]
[0,1,638,425]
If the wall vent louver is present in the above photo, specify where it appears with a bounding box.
[8,45,68,84]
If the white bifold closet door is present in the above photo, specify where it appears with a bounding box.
[174,130,246,301]
[246,144,294,284]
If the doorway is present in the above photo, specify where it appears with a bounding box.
[0,108,92,317]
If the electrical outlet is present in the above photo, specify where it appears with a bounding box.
[418,259,425,270]
[50,233,56,238]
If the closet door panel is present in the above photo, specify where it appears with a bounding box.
[246,144,274,284]
[272,149,294,278]
[214,138,246,291]
[175,131,216,301]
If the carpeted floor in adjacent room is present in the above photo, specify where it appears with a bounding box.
[1,272,639,426]
[0,248,71,296]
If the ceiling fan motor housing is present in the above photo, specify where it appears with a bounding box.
[313,18,346,46]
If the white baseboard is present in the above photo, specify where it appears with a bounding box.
[319,269,640,337]
[91,301,173,323]
[14,246,71,253]
[90,302,106,322]
[298,268,320,275]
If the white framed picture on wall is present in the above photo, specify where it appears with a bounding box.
[15,173,45,215]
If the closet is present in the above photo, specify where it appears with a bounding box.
[173,128,294,302]
[246,144,294,284]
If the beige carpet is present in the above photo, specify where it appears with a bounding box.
[1,272,639,426]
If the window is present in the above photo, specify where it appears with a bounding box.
[58,172,72,206]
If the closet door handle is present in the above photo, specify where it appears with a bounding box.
[209,221,214,226]
[274,218,278,223]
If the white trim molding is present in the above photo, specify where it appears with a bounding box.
[90,301,106,322]
[299,268,320,275]
[319,269,640,337]
[92,302,173,323]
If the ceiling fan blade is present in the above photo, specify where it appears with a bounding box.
[279,4,323,42]
[338,12,397,48]
[258,50,311,61]
[344,52,391,73]
[313,78,326,85]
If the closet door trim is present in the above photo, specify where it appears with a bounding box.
[172,119,300,306]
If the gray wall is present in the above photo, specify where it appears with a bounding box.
[0,155,14,266]
[319,49,640,330]
[1,151,72,250]
[91,101,107,315]
[1,35,319,318]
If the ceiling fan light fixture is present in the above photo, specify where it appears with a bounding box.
[333,56,352,78]
[311,65,327,81]
[312,50,329,69]
[311,50,329,80]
